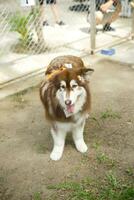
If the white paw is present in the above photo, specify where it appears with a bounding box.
[75,140,88,153]
[50,151,62,161]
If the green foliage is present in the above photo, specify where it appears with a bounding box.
[99,172,134,200]
[33,192,41,200]
[9,10,39,48]
[92,142,115,167]
[100,109,121,119]
[106,171,119,189]
[96,152,110,163]
[118,187,134,200]
[47,182,82,191]
[96,152,115,167]
[9,12,30,46]
[92,142,100,150]
[47,174,134,200]
[125,168,134,176]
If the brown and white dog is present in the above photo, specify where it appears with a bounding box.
[40,55,94,161]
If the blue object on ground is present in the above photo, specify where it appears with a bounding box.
[100,48,115,56]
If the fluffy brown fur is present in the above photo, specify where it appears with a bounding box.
[40,55,93,122]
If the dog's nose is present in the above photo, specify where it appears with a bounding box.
[65,100,72,105]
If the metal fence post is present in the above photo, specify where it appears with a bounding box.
[132,8,134,39]
[90,0,96,54]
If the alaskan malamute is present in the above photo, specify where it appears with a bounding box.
[40,55,94,160]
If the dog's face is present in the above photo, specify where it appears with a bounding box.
[56,79,86,115]
[53,68,93,117]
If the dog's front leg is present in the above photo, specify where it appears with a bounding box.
[72,120,88,153]
[50,126,67,161]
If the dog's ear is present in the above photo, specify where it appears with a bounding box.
[77,68,94,81]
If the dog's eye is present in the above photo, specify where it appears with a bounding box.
[72,84,78,89]
[60,85,66,89]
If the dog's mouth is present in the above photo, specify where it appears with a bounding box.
[64,104,75,118]
[66,104,74,113]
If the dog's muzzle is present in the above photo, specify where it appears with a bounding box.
[64,101,75,118]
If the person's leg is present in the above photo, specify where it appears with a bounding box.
[46,0,65,25]
[39,0,44,18]
[50,2,60,23]
[107,1,122,24]
[102,1,122,31]
[95,1,121,31]
[38,0,49,25]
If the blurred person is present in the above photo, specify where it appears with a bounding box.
[96,0,122,31]
[38,0,65,26]
[88,0,122,31]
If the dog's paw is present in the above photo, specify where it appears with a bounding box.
[75,140,88,153]
[50,151,62,161]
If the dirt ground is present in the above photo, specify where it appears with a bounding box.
[0,59,134,200]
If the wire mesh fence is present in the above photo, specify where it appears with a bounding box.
[0,0,133,57]
[0,0,89,55]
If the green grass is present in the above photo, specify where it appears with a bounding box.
[125,168,134,176]
[100,109,121,120]
[48,181,94,200]
[9,10,39,48]
[33,192,41,200]
[11,93,26,103]
[90,116,101,127]
[92,142,115,167]
[11,86,37,103]
[96,152,110,163]
[9,12,31,48]
[106,171,119,189]
[48,182,82,191]
[96,152,115,167]
[92,142,101,150]
[47,173,134,200]
[10,89,29,109]
[81,154,90,164]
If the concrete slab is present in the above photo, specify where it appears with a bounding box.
[42,25,88,48]
[0,47,83,86]
[1,46,134,100]
[68,24,131,52]
[0,71,44,99]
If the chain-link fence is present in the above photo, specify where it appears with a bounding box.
[0,0,133,57]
